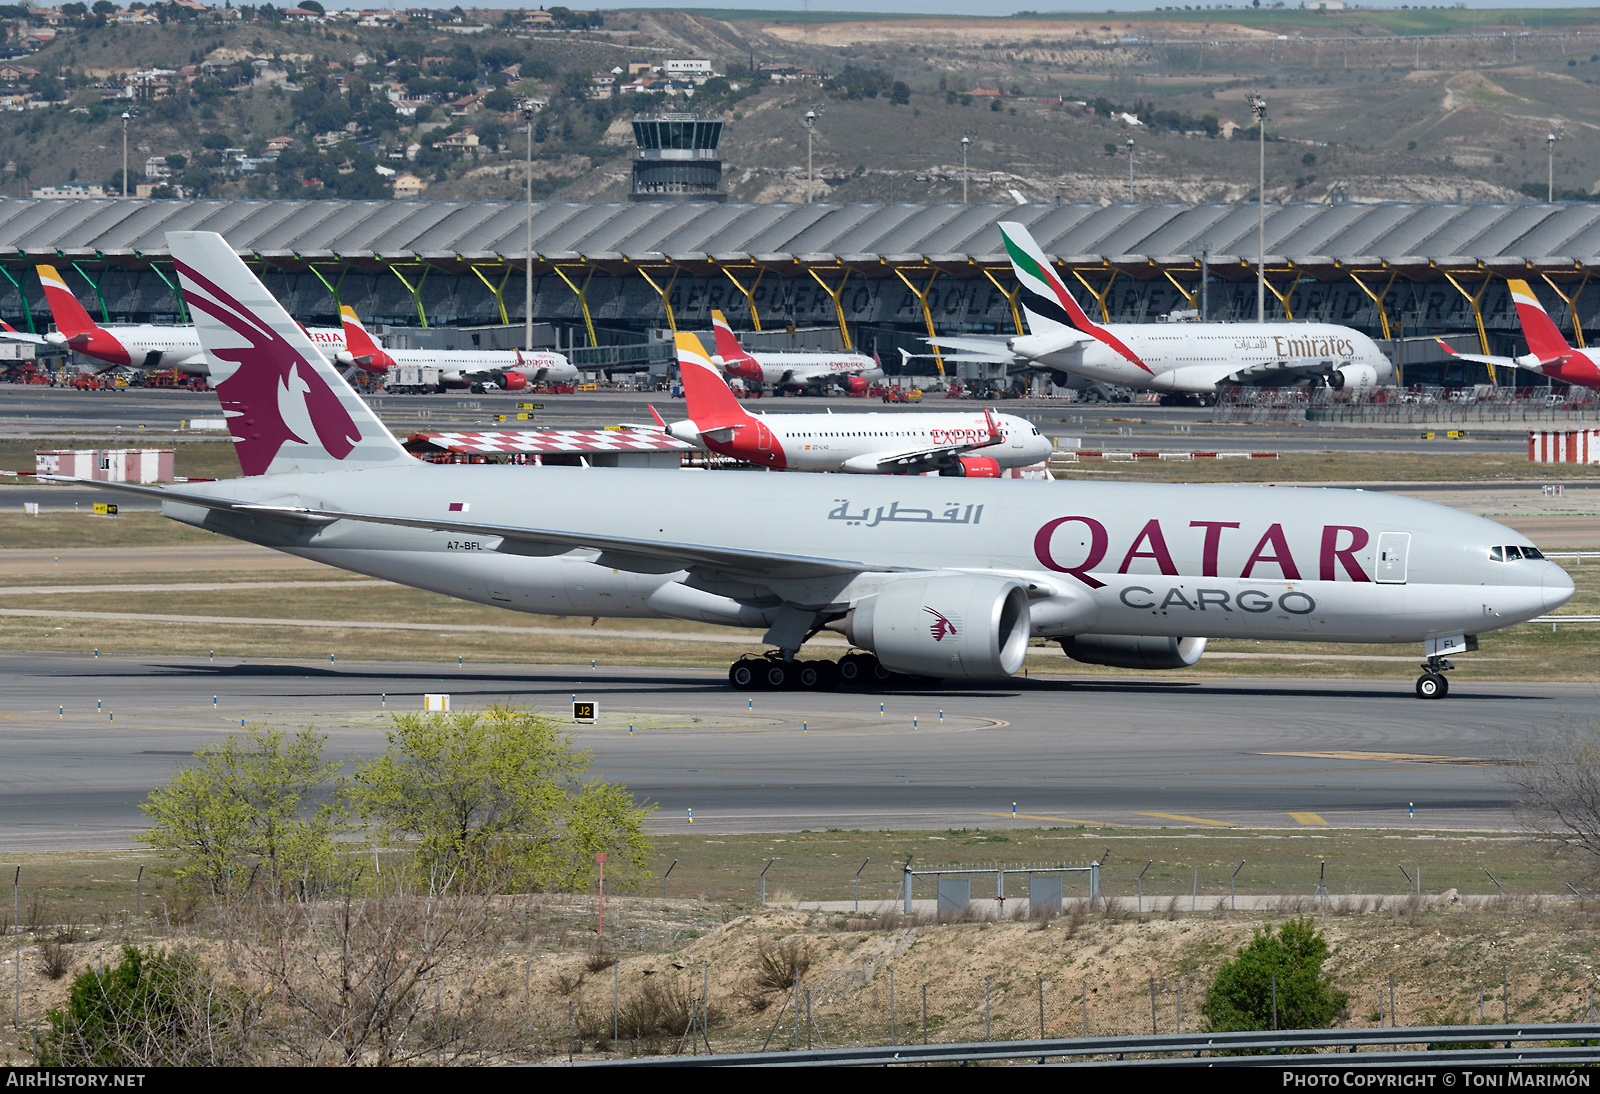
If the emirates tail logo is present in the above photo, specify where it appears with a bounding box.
[925,607,958,642]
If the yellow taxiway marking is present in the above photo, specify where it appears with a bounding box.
[1262,751,1491,767]
[1136,811,1235,827]
[984,811,1119,827]
[1289,811,1328,826]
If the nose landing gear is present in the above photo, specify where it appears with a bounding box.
[1415,657,1454,700]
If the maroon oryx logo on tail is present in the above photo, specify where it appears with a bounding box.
[925,607,958,642]
[175,259,361,476]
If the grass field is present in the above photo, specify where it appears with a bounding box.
[0,825,1567,926]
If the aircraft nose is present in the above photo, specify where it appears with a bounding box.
[1545,562,1576,612]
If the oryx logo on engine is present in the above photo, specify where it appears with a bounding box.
[925,607,958,642]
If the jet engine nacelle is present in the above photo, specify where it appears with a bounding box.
[939,456,1001,478]
[1329,364,1378,391]
[844,375,870,394]
[1058,634,1206,670]
[493,370,529,391]
[844,574,1030,679]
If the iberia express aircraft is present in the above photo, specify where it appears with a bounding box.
[660,333,1052,475]
[335,306,576,392]
[36,264,345,373]
[709,309,883,394]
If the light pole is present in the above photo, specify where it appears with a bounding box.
[1547,130,1561,203]
[961,135,970,203]
[120,112,130,198]
[1246,92,1268,323]
[520,98,538,350]
[1126,136,1135,203]
[804,110,815,203]
[1200,241,1209,322]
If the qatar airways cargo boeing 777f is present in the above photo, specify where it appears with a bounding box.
[45,231,1572,701]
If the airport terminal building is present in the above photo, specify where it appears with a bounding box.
[2,195,1599,383]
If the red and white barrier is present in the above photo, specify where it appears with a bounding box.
[1529,430,1600,464]
[34,449,175,483]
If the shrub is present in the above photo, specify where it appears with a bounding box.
[1202,916,1348,1033]
[37,945,254,1066]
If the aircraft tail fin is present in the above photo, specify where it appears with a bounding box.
[168,231,411,477]
[709,309,758,365]
[338,305,395,371]
[997,220,1152,375]
[1507,279,1574,360]
[996,222,1090,337]
[36,265,101,338]
[677,331,751,428]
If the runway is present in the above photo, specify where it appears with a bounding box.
[0,653,1589,851]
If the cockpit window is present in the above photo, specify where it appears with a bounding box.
[1490,545,1544,562]
[1522,546,1544,560]
[1489,546,1504,562]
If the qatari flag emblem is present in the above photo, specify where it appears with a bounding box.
[449,502,469,513]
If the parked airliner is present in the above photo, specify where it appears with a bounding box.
[660,334,1052,475]
[709,310,883,394]
[36,264,345,373]
[335,307,576,391]
[931,222,1394,398]
[1437,279,1600,390]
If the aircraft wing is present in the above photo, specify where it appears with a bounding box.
[0,330,46,345]
[1433,339,1528,370]
[926,335,1021,362]
[39,477,900,582]
[848,441,1005,475]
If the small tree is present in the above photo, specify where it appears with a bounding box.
[1506,721,1600,879]
[38,945,255,1066]
[136,726,346,898]
[1202,917,1347,1033]
[351,705,653,893]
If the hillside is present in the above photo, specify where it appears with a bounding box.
[0,6,1597,209]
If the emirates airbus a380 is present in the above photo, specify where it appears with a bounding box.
[660,333,1053,475]
[932,223,1394,397]
[37,264,346,373]
[42,230,1572,701]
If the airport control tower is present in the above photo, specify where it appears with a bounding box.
[630,113,725,202]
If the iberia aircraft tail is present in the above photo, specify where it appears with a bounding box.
[338,306,396,372]
[676,331,752,442]
[36,265,101,340]
[995,221,1151,374]
[1507,279,1575,364]
[167,231,411,477]
[709,310,758,366]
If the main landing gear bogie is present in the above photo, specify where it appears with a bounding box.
[727,651,925,691]
[1415,657,1454,700]
[728,654,840,692]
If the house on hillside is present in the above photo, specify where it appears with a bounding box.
[433,128,478,151]
[392,173,425,198]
